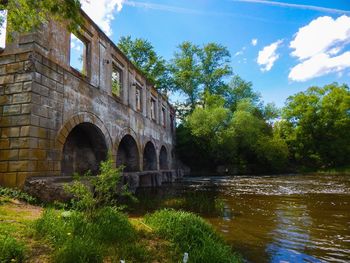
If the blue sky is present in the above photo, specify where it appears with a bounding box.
[81,0,350,107]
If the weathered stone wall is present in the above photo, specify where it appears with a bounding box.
[0,11,177,188]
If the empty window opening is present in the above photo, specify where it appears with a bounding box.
[143,141,157,171]
[159,146,169,170]
[70,33,88,75]
[116,135,140,172]
[112,64,122,97]
[136,86,142,111]
[151,98,156,120]
[162,107,166,127]
[0,10,7,49]
[61,123,108,176]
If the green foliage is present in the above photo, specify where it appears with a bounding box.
[0,234,25,263]
[117,36,172,94]
[64,155,131,214]
[145,209,241,263]
[35,207,137,262]
[281,83,350,168]
[0,0,82,41]
[171,42,232,113]
[54,237,103,263]
[0,187,38,204]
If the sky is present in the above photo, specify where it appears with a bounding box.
[5,1,350,107]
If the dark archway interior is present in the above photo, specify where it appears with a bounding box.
[159,146,169,170]
[143,141,157,171]
[61,123,108,176]
[116,135,140,172]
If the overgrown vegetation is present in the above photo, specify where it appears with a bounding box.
[0,187,38,204]
[145,209,241,263]
[0,234,25,262]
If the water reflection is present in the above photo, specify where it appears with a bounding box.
[130,174,350,262]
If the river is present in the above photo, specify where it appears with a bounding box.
[131,174,350,262]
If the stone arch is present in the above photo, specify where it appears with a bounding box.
[61,122,108,176]
[56,112,112,152]
[159,145,169,170]
[116,135,140,172]
[143,141,157,171]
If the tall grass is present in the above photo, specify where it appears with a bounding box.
[145,209,241,263]
[0,234,25,263]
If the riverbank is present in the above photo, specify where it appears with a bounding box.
[0,190,241,263]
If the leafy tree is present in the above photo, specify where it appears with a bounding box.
[0,0,83,39]
[117,36,171,93]
[281,83,350,168]
[223,75,260,111]
[171,41,202,111]
[199,43,232,96]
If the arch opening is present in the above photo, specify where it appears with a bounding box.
[143,141,157,171]
[116,135,140,172]
[159,146,169,170]
[61,123,108,176]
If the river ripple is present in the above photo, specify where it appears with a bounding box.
[181,174,350,263]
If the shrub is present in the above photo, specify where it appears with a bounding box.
[54,237,103,263]
[0,234,25,263]
[145,209,241,263]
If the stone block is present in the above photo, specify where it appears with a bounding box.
[0,173,17,187]
[12,93,31,104]
[0,139,10,149]
[0,150,18,161]
[0,55,16,65]
[15,73,32,82]
[0,75,14,85]
[6,62,24,74]
[21,104,31,114]
[19,149,46,160]
[3,105,21,115]
[5,83,23,94]
[1,127,20,138]
[8,160,36,172]
[0,162,8,172]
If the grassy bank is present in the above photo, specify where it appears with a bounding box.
[0,188,241,263]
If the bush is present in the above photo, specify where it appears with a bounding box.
[0,234,25,263]
[145,209,241,263]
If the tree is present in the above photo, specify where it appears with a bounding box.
[117,36,171,94]
[223,75,261,111]
[171,41,202,112]
[199,43,232,96]
[0,0,83,39]
[281,83,350,168]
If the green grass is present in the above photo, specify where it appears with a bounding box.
[0,234,25,263]
[34,207,152,262]
[145,209,242,263]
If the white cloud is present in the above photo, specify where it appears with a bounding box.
[251,38,258,46]
[82,0,124,36]
[257,40,283,71]
[289,15,350,81]
[289,52,350,82]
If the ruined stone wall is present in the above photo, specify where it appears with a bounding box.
[0,12,176,188]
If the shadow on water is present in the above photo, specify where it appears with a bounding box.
[126,174,350,263]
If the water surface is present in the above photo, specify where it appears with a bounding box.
[132,174,350,262]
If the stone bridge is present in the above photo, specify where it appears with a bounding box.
[0,11,180,190]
